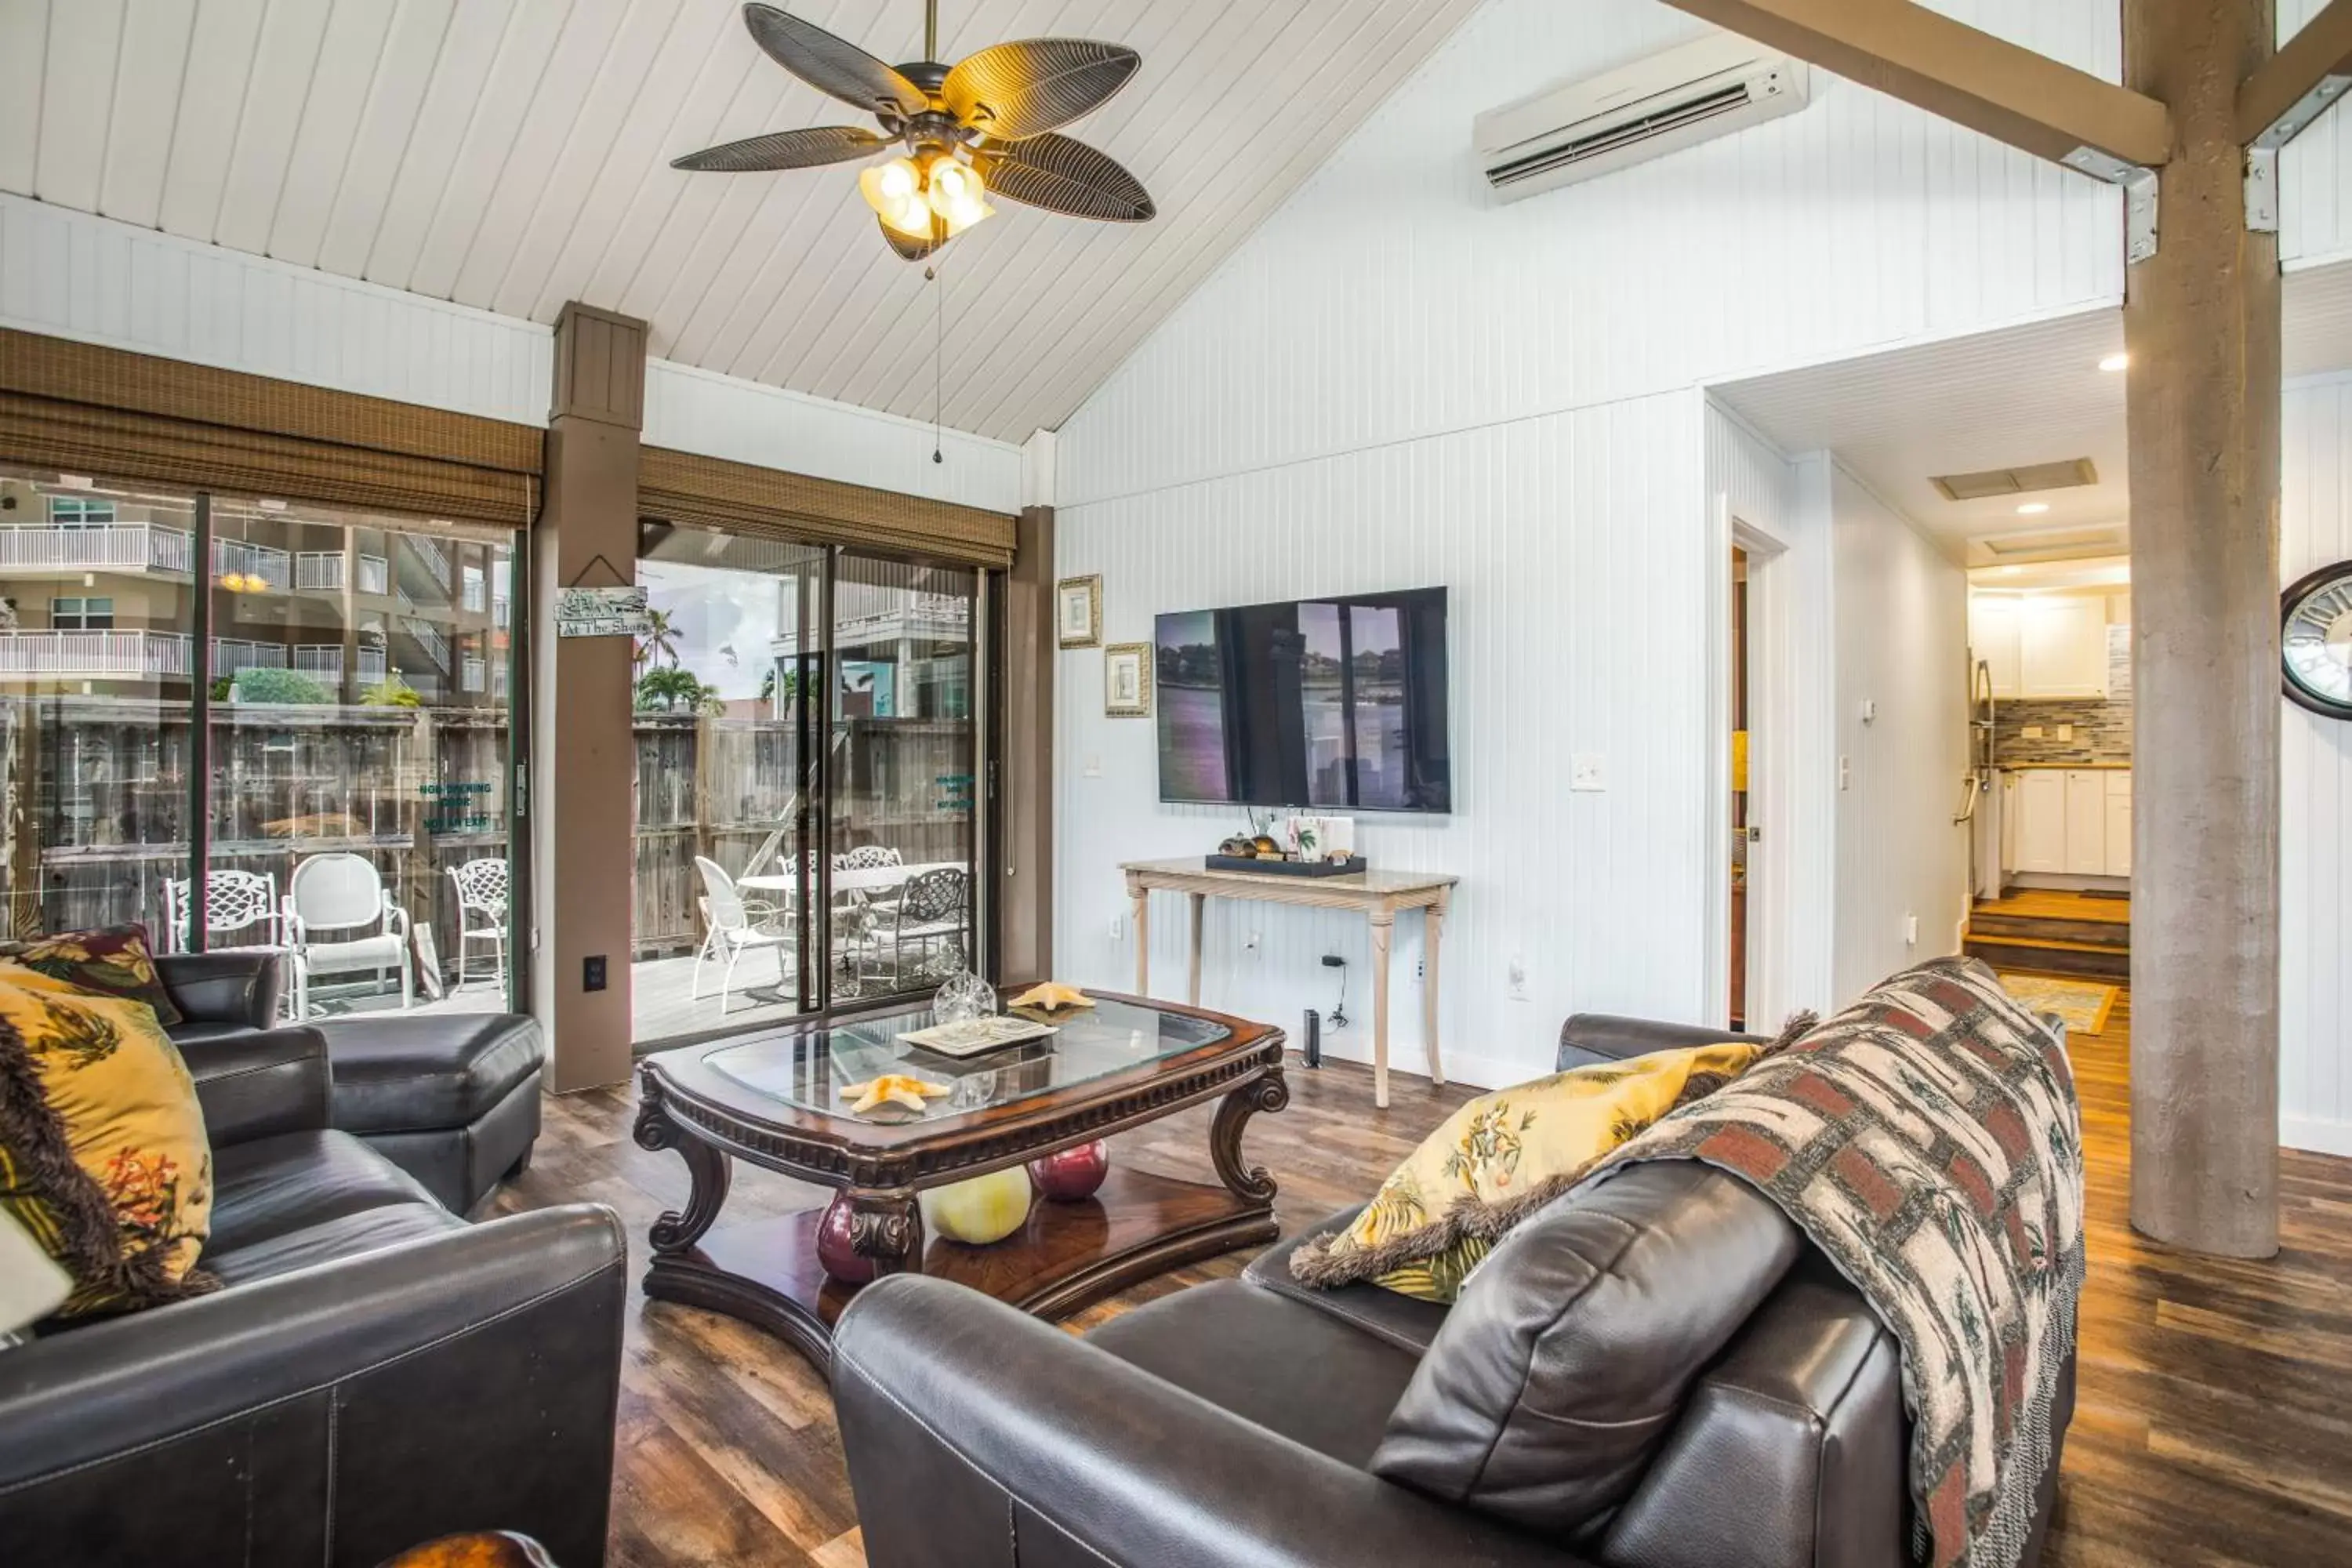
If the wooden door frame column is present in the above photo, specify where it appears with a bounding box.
[532,304,647,1092]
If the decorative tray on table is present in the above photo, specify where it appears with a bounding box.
[1205,854,1367,877]
[897,1014,1060,1058]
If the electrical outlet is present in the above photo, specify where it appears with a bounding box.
[1083,755,1102,778]
[1838,755,1852,791]
[2024,725,2045,739]
[1507,953,1530,1001]
[1571,753,1606,792]
[1415,956,1425,982]
[1904,913,1918,946]
[583,955,607,992]
[2057,724,2074,741]
[1243,930,1261,953]
[1109,914,1123,942]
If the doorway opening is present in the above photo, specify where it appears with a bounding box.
[1730,543,1752,1030]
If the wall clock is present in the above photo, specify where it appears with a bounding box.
[2282,561,2352,719]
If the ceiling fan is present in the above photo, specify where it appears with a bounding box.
[671,2,1156,260]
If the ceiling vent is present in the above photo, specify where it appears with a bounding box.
[1930,458,2100,503]
[1966,524,2129,568]
[1475,34,1809,203]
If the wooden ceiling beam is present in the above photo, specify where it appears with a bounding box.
[2238,0,2352,147]
[1655,0,2172,170]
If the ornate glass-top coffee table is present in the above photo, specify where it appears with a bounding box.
[633,993,1288,1373]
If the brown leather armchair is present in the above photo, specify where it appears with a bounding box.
[832,1013,2073,1568]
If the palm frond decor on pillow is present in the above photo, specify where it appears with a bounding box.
[0,966,213,1320]
[1290,1038,1785,1301]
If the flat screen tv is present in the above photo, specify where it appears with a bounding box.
[1154,587,1451,814]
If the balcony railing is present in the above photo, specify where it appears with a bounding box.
[296,552,342,590]
[461,655,487,694]
[212,539,291,591]
[292,644,389,685]
[405,534,452,592]
[0,523,194,574]
[0,631,289,681]
[401,616,451,673]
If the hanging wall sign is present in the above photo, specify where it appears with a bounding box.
[555,586,652,638]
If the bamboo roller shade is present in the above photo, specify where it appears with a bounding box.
[0,328,538,525]
[640,445,1015,570]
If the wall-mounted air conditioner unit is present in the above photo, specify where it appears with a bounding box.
[1474,32,1809,202]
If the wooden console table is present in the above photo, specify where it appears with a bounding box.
[1120,858,1457,1108]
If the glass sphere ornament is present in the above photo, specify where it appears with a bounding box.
[1028,1140,1110,1202]
[815,1192,876,1284]
[933,969,996,1025]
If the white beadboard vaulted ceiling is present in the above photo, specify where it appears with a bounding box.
[0,0,1482,444]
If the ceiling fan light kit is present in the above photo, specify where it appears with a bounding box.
[673,2,1155,260]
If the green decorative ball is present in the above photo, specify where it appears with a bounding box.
[919,1167,1033,1246]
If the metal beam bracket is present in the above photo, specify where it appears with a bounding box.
[2252,73,2352,152]
[2247,145,2281,234]
[2063,147,2160,263]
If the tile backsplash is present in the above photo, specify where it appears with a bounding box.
[1994,628,2133,764]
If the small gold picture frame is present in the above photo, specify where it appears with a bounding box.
[1104,641,1152,717]
[1056,575,1102,648]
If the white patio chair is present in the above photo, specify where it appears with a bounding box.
[283,853,412,1018]
[161,868,281,953]
[691,855,794,1013]
[445,857,509,990]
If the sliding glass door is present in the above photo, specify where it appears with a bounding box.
[630,524,982,1047]
[0,468,525,1016]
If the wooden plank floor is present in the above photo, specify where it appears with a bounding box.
[490,993,2352,1567]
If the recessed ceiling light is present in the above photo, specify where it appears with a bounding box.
[2099,353,2129,372]
[1999,565,2024,575]
[2017,502,2051,515]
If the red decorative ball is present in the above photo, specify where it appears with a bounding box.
[815,1192,876,1284]
[1027,1140,1110,1202]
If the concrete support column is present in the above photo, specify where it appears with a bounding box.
[532,303,646,1092]
[2123,0,2281,1257]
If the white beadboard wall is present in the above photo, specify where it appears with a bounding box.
[1058,0,2127,510]
[1057,390,1713,1091]
[0,194,1021,512]
[2280,373,2352,1157]
[1828,466,1969,1002]
[0,191,550,425]
[2281,0,2352,270]
[642,360,1022,514]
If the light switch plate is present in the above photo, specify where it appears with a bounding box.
[1571,753,1606,791]
[2057,724,2074,741]
[2024,725,2044,739]
[1083,755,1102,778]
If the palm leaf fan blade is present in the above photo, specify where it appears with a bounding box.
[670,126,889,172]
[943,40,1140,141]
[976,134,1153,222]
[744,2,928,119]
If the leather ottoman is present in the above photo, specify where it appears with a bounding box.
[315,1013,546,1214]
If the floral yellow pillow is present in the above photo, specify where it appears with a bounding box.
[1289,1043,1762,1301]
[0,963,214,1319]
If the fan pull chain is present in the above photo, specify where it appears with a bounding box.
[927,259,944,464]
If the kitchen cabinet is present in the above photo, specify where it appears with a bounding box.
[2004,768,2130,880]
[2014,770,2067,873]
[2063,771,2107,873]
[1969,592,2110,699]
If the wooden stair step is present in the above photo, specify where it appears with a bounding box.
[1965,912,2130,950]
[1963,933,2130,980]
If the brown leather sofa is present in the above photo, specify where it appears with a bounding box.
[833,1013,2074,1568]
[0,953,626,1567]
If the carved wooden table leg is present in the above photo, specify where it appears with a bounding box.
[1369,903,1396,1108]
[846,1190,924,1277]
[633,1070,732,1256]
[1210,1068,1291,1204]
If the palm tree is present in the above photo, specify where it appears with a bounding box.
[634,607,680,671]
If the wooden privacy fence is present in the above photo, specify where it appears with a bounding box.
[630,711,975,957]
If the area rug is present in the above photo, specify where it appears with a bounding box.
[1997,973,2116,1036]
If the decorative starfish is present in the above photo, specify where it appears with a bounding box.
[1009,982,1092,1012]
[841,1073,953,1116]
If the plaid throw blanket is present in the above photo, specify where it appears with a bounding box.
[1593,957,2084,1568]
